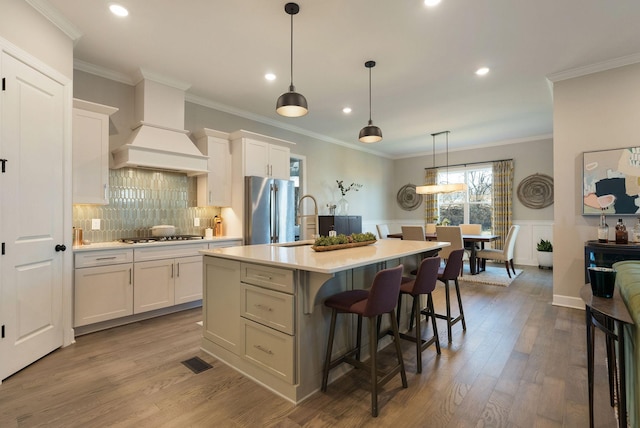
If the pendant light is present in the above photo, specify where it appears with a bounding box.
[276,3,308,118]
[416,131,467,194]
[359,60,382,143]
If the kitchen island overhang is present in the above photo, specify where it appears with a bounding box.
[200,239,449,404]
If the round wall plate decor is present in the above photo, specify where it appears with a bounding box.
[517,173,554,209]
[397,184,422,211]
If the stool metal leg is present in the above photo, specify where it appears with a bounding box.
[321,309,338,392]
[454,278,467,331]
[369,316,379,417]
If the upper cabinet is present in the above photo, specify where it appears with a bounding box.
[193,128,231,207]
[72,99,118,204]
[230,131,292,180]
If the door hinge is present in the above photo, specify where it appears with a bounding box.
[0,159,6,173]
[1,243,5,255]
[1,325,4,339]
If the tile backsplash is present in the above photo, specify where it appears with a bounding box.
[73,168,220,243]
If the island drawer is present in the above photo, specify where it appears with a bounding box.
[242,319,295,384]
[134,243,208,262]
[75,249,133,268]
[240,263,294,294]
[240,284,294,335]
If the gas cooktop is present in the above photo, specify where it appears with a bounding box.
[120,235,203,244]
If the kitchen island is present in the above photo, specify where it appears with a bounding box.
[200,239,449,403]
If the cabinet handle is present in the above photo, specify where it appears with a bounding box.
[270,164,273,176]
[254,303,273,312]
[254,344,274,355]
[255,274,273,281]
[176,262,180,277]
[104,184,108,201]
[96,256,117,261]
[129,268,132,285]
[171,264,174,278]
[208,191,212,204]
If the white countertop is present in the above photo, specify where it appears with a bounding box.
[73,236,243,252]
[200,238,449,274]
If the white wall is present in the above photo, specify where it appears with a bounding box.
[553,62,640,308]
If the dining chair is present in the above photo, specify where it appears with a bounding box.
[401,226,426,241]
[436,226,465,275]
[425,223,437,234]
[376,224,390,239]
[321,264,407,417]
[475,225,520,278]
[459,223,482,263]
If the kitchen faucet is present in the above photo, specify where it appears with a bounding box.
[297,194,318,240]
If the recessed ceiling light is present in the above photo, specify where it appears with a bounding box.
[475,67,490,76]
[265,73,276,81]
[109,4,129,17]
[342,107,352,114]
[424,0,441,7]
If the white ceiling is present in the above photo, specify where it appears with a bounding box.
[41,0,640,158]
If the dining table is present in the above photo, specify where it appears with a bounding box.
[386,232,500,275]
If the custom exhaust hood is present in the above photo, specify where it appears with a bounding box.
[111,74,208,175]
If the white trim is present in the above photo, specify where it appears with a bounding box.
[552,294,584,310]
[26,0,83,43]
[74,59,135,85]
[547,52,640,83]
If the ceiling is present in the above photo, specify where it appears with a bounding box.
[41,0,640,158]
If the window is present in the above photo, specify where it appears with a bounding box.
[437,164,493,232]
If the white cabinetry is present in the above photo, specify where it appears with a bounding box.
[230,130,293,180]
[72,99,118,204]
[203,258,296,384]
[74,249,134,327]
[193,128,231,207]
[133,243,207,314]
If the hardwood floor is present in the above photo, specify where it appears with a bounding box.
[0,266,619,427]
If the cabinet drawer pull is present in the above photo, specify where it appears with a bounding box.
[254,303,273,312]
[96,256,117,261]
[254,344,274,355]
[255,274,273,281]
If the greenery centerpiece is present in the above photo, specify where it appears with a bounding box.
[335,180,362,215]
[312,232,377,252]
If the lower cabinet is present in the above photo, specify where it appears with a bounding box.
[203,256,242,354]
[73,248,134,327]
[204,258,297,384]
[74,262,133,327]
[133,255,203,313]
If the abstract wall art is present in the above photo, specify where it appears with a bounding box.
[583,147,640,215]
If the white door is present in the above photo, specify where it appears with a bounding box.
[0,52,65,381]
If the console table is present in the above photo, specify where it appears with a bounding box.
[584,240,640,283]
[580,284,633,428]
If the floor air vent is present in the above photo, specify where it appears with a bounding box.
[181,356,213,374]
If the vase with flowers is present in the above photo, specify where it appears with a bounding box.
[336,180,362,215]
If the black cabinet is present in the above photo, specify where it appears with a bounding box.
[319,216,362,236]
[584,240,640,282]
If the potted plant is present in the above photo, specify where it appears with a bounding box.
[536,239,553,269]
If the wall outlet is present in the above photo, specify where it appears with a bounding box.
[91,219,101,230]
[194,217,200,227]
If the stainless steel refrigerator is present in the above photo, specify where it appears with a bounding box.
[244,176,295,245]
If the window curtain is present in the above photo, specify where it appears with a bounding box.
[423,169,438,226]
[492,159,514,249]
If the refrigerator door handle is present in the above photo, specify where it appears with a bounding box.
[272,183,279,242]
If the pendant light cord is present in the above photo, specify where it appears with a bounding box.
[289,13,294,88]
[368,67,372,123]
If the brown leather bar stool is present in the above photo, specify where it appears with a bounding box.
[321,264,407,417]
[434,248,466,342]
[396,256,441,373]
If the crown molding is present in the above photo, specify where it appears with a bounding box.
[26,0,83,43]
[74,59,135,85]
[547,52,640,83]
